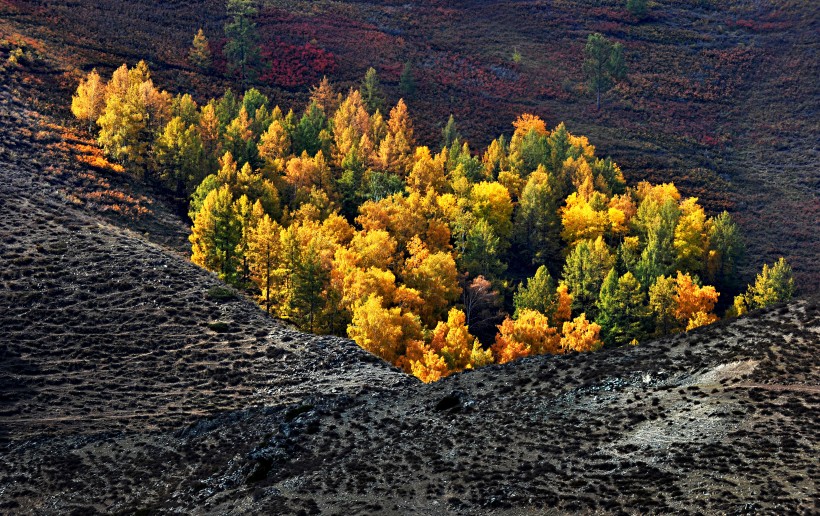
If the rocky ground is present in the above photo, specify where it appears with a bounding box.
[1,21,819,516]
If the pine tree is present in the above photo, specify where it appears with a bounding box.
[399,61,416,98]
[706,211,744,292]
[224,0,260,88]
[360,67,385,114]
[583,33,627,109]
[514,167,562,266]
[562,236,614,318]
[153,116,205,196]
[189,28,212,71]
[441,114,460,149]
[292,243,329,333]
[71,69,107,132]
[648,274,677,335]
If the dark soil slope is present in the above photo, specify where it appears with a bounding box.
[1,70,818,514]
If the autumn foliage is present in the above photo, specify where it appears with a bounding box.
[70,63,790,383]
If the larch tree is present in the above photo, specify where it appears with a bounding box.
[596,269,649,346]
[377,99,415,175]
[189,28,212,72]
[97,62,171,176]
[310,76,342,116]
[733,257,794,315]
[562,236,614,318]
[583,33,627,110]
[247,213,281,313]
[190,185,242,283]
[71,69,107,132]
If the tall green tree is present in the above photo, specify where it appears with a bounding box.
[513,266,558,321]
[292,244,329,333]
[360,67,385,114]
[707,211,745,292]
[153,116,206,196]
[190,185,243,283]
[224,0,260,88]
[513,167,561,267]
[441,114,460,150]
[596,269,648,346]
[583,33,626,110]
[399,61,416,98]
[562,236,614,318]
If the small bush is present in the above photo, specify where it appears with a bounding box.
[206,285,237,302]
[207,321,230,333]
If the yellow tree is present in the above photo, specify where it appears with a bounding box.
[71,69,107,132]
[407,146,447,194]
[560,314,603,352]
[348,295,421,363]
[331,89,371,167]
[492,309,561,364]
[471,181,514,245]
[402,237,461,327]
[309,76,342,116]
[561,190,610,247]
[429,308,492,372]
[673,272,719,330]
[258,119,291,163]
[247,213,282,313]
[673,197,709,274]
[189,28,212,71]
[402,340,450,383]
[376,99,415,175]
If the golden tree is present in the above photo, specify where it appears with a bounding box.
[492,309,561,364]
[673,272,719,330]
[560,314,603,352]
[71,69,107,132]
[348,295,421,363]
[247,213,282,313]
